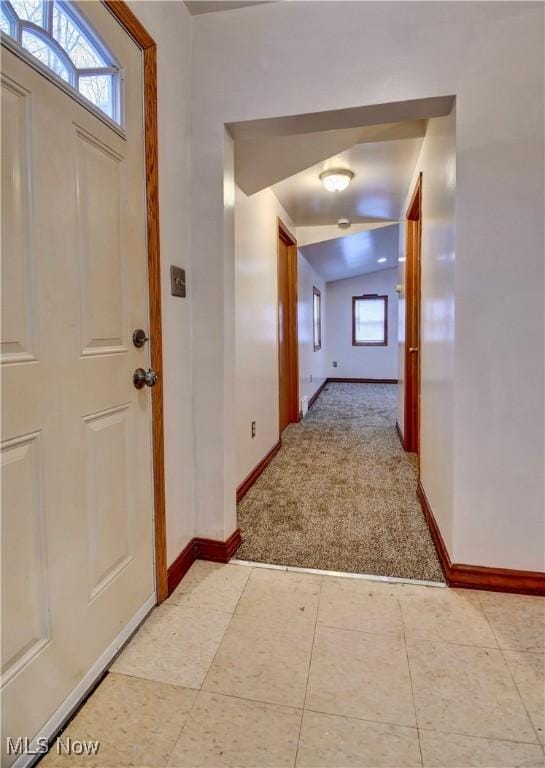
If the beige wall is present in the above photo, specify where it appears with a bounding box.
[129,1,195,566]
[191,1,544,571]
[234,186,294,485]
[398,111,456,554]
[298,252,327,405]
[326,268,399,381]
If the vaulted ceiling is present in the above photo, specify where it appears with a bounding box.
[231,96,455,281]
[299,224,400,283]
[273,133,424,227]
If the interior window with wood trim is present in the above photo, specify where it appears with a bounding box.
[352,294,388,346]
[313,286,321,351]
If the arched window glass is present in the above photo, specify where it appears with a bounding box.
[51,3,106,68]
[21,28,71,82]
[1,0,121,124]
[11,0,43,25]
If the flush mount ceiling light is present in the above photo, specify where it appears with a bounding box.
[320,169,354,192]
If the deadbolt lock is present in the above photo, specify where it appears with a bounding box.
[132,329,149,348]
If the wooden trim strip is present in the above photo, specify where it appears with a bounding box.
[104,1,168,603]
[416,481,451,581]
[404,172,422,454]
[167,530,243,595]
[308,379,328,410]
[197,529,242,563]
[103,1,155,48]
[236,440,282,502]
[395,419,406,450]
[327,377,399,384]
[447,563,545,596]
[277,219,300,427]
[167,539,198,595]
[417,480,545,596]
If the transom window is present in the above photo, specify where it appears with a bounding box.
[352,294,388,346]
[1,0,121,123]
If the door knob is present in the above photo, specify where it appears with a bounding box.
[133,368,158,389]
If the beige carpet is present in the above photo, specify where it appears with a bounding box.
[237,383,444,582]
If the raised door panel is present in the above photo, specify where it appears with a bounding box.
[1,432,49,685]
[75,127,127,356]
[83,404,132,601]
[1,75,35,364]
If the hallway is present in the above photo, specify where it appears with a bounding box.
[237,383,443,582]
[42,562,544,767]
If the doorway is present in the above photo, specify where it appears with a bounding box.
[404,173,422,454]
[277,220,299,433]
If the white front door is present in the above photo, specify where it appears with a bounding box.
[1,3,155,763]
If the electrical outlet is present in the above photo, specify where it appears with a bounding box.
[251,420,256,438]
[332,361,338,368]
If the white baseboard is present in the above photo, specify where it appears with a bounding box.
[10,594,156,768]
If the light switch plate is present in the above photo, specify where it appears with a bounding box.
[170,265,186,297]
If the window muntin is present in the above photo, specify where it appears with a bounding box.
[21,28,71,81]
[313,287,321,351]
[352,295,388,346]
[1,0,121,123]
[0,3,15,34]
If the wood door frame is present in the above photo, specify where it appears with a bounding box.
[277,218,300,429]
[103,1,167,603]
[403,173,422,454]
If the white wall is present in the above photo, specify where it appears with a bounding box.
[398,111,456,555]
[191,1,544,571]
[298,252,327,405]
[129,1,195,566]
[235,186,294,485]
[326,269,399,381]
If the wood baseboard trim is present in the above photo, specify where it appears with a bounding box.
[167,538,198,595]
[236,440,281,502]
[197,529,242,563]
[167,529,242,595]
[416,481,452,581]
[417,480,545,596]
[308,379,328,409]
[327,377,399,384]
[395,420,406,450]
[447,563,545,596]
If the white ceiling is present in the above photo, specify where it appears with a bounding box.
[272,135,424,226]
[185,1,273,15]
[300,225,400,283]
[230,97,455,283]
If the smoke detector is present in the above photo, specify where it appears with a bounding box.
[337,218,351,229]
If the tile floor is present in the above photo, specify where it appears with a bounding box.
[43,561,545,767]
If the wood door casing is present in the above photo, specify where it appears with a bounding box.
[404,173,422,454]
[277,221,299,434]
[104,0,167,605]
